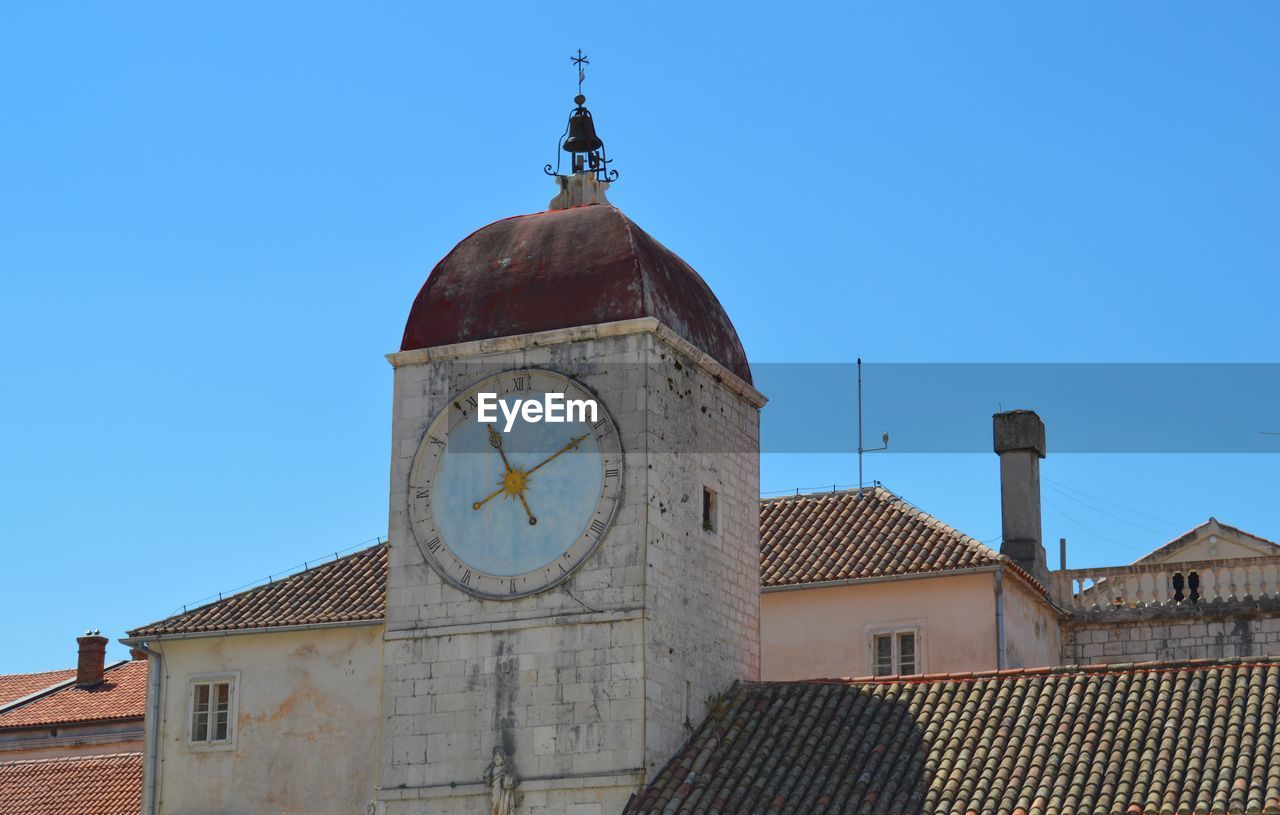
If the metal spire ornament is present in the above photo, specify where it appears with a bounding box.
[573,49,588,95]
[544,50,617,182]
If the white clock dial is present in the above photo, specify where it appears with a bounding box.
[407,369,623,599]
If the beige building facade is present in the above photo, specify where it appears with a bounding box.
[759,410,1280,682]
[759,487,1062,682]
[764,571,1001,680]
[123,541,389,815]
[135,625,383,815]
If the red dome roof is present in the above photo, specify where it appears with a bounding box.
[401,204,752,384]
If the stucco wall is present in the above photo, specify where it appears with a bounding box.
[1001,576,1061,669]
[150,624,383,815]
[761,571,999,680]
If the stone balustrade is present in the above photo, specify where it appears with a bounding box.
[1052,555,1280,612]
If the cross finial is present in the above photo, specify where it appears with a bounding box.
[571,49,589,96]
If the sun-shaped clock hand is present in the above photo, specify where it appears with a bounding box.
[471,425,538,525]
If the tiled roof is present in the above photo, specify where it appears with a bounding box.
[128,542,388,637]
[627,659,1280,815]
[0,670,75,709]
[0,753,142,815]
[760,487,1043,592]
[0,661,146,729]
[130,491,1037,640]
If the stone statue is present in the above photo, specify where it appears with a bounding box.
[483,746,517,815]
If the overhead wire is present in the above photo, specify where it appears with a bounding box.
[166,534,385,618]
[1043,478,1185,529]
[1043,483,1176,537]
[1043,497,1148,553]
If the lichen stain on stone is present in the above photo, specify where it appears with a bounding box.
[492,638,519,760]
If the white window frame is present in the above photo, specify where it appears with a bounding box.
[186,672,239,751]
[866,622,924,677]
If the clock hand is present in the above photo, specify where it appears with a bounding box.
[516,493,537,526]
[473,429,537,516]
[472,478,538,522]
[525,432,591,477]
[472,477,537,524]
[473,425,573,524]
[473,426,520,511]
[487,425,514,471]
[472,485,506,511]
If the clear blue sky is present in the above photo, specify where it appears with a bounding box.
[2,3,1277,672]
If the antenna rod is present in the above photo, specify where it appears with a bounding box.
[857,357,863,498]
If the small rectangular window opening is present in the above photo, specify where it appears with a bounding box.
[873,635,894,676]
[897,632,917,675]
[190,679,234,744]
[872,630,919,677]
[702,487,717,532]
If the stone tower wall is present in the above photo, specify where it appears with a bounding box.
[635,333,761,775]
[377,320,763,815]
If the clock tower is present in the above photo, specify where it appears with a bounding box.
[376,79,764,815]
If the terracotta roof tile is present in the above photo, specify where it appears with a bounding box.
[0,753,141,815]
[0,670,75,709]
[761,487,1044,592]
[130,491,1038,641]
[128,542,388,638]
[627,659,1280,815]
[0,662,146,729]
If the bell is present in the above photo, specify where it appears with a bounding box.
[562,107,603,154]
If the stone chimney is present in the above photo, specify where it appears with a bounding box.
[76,632,108,687]
[993,410,1049,586]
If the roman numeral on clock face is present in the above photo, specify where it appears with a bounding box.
[589,519,606,537]
[452,398,473,418]
[604,468,619,479]
[425,536,442,552]
[461,570,472,586]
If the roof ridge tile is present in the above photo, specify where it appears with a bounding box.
[128,542,388,638]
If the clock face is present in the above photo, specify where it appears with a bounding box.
[407,369,623,599]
